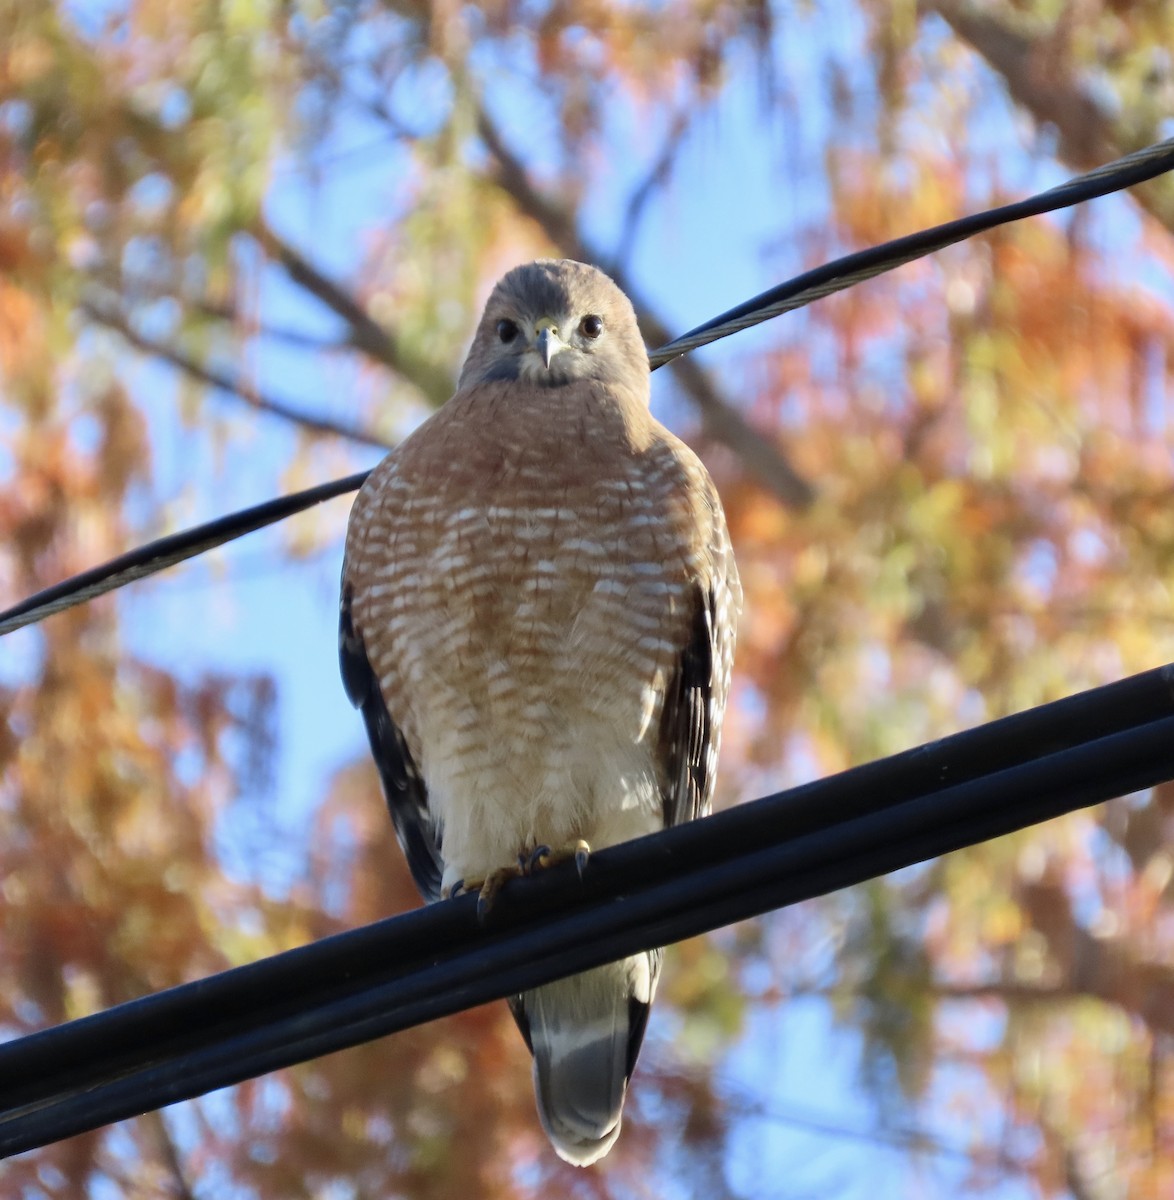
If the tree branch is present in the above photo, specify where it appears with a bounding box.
[251,218,455,407]
[189,297,342,352]
[787,967,1174,1037]
[927,0,1174,233]
[1018,875,1174,1037]
[82,300,392,450]
[476,105,816,510]
[612,108,692,269]
[143,1109,197,1200]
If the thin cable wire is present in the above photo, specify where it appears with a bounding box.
[0,471,369,636]
[3,137,1173,637]
[1,661,1172,1157]
[649,137,1174,366]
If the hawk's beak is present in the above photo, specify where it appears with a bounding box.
[534,318,565,369]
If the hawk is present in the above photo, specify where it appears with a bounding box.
[340,259,740,1165]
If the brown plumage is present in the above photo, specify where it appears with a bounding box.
[340,259,740,1165]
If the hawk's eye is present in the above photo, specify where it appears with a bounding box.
[496,319,519,344]
[579,314,603,339]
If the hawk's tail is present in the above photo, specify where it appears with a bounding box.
[509,952,661,1166]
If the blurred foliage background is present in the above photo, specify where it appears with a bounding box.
[1,1,1173,1196]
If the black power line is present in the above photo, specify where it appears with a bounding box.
[649,137,1174,366]
[2,661,1172,1158]
[2,137,1172,637]
[0,471,372,636]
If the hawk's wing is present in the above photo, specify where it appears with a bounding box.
[339,582,445,903]
[657,528,740,829]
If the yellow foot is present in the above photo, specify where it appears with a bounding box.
[528,839,592,879]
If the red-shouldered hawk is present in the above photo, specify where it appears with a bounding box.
[340,259,740,1166]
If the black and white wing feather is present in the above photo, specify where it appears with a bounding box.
[339,583,445,903]
[658,511,741,830]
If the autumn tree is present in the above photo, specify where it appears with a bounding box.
[1,1,1171,1196]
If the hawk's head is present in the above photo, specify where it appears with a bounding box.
[459,259,649,393]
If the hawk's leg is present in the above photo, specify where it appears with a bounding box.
[446,840,593,922]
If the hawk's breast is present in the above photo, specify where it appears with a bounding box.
[345,384,719,881]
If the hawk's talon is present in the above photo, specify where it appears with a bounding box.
[474,864,526,923]
[528,839,591,878]
[526,845,553,872]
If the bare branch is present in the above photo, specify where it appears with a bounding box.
[250,322,345,352]
[476,105,816,510]
[252,218,455,407]
[702,1074,1028,1174]
[787,967,1174,1037]
[928,0,1174,233]
[613,109,691,269]
[189,297,341,352]
[1018,875,1174,1036]
[82,300,392,450]
[144,1110,197,1200]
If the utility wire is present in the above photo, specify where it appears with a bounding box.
[0,472,370,636]
[2,137,1172,638]
[1,661,1172,1158]
[649,136,1174,367]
